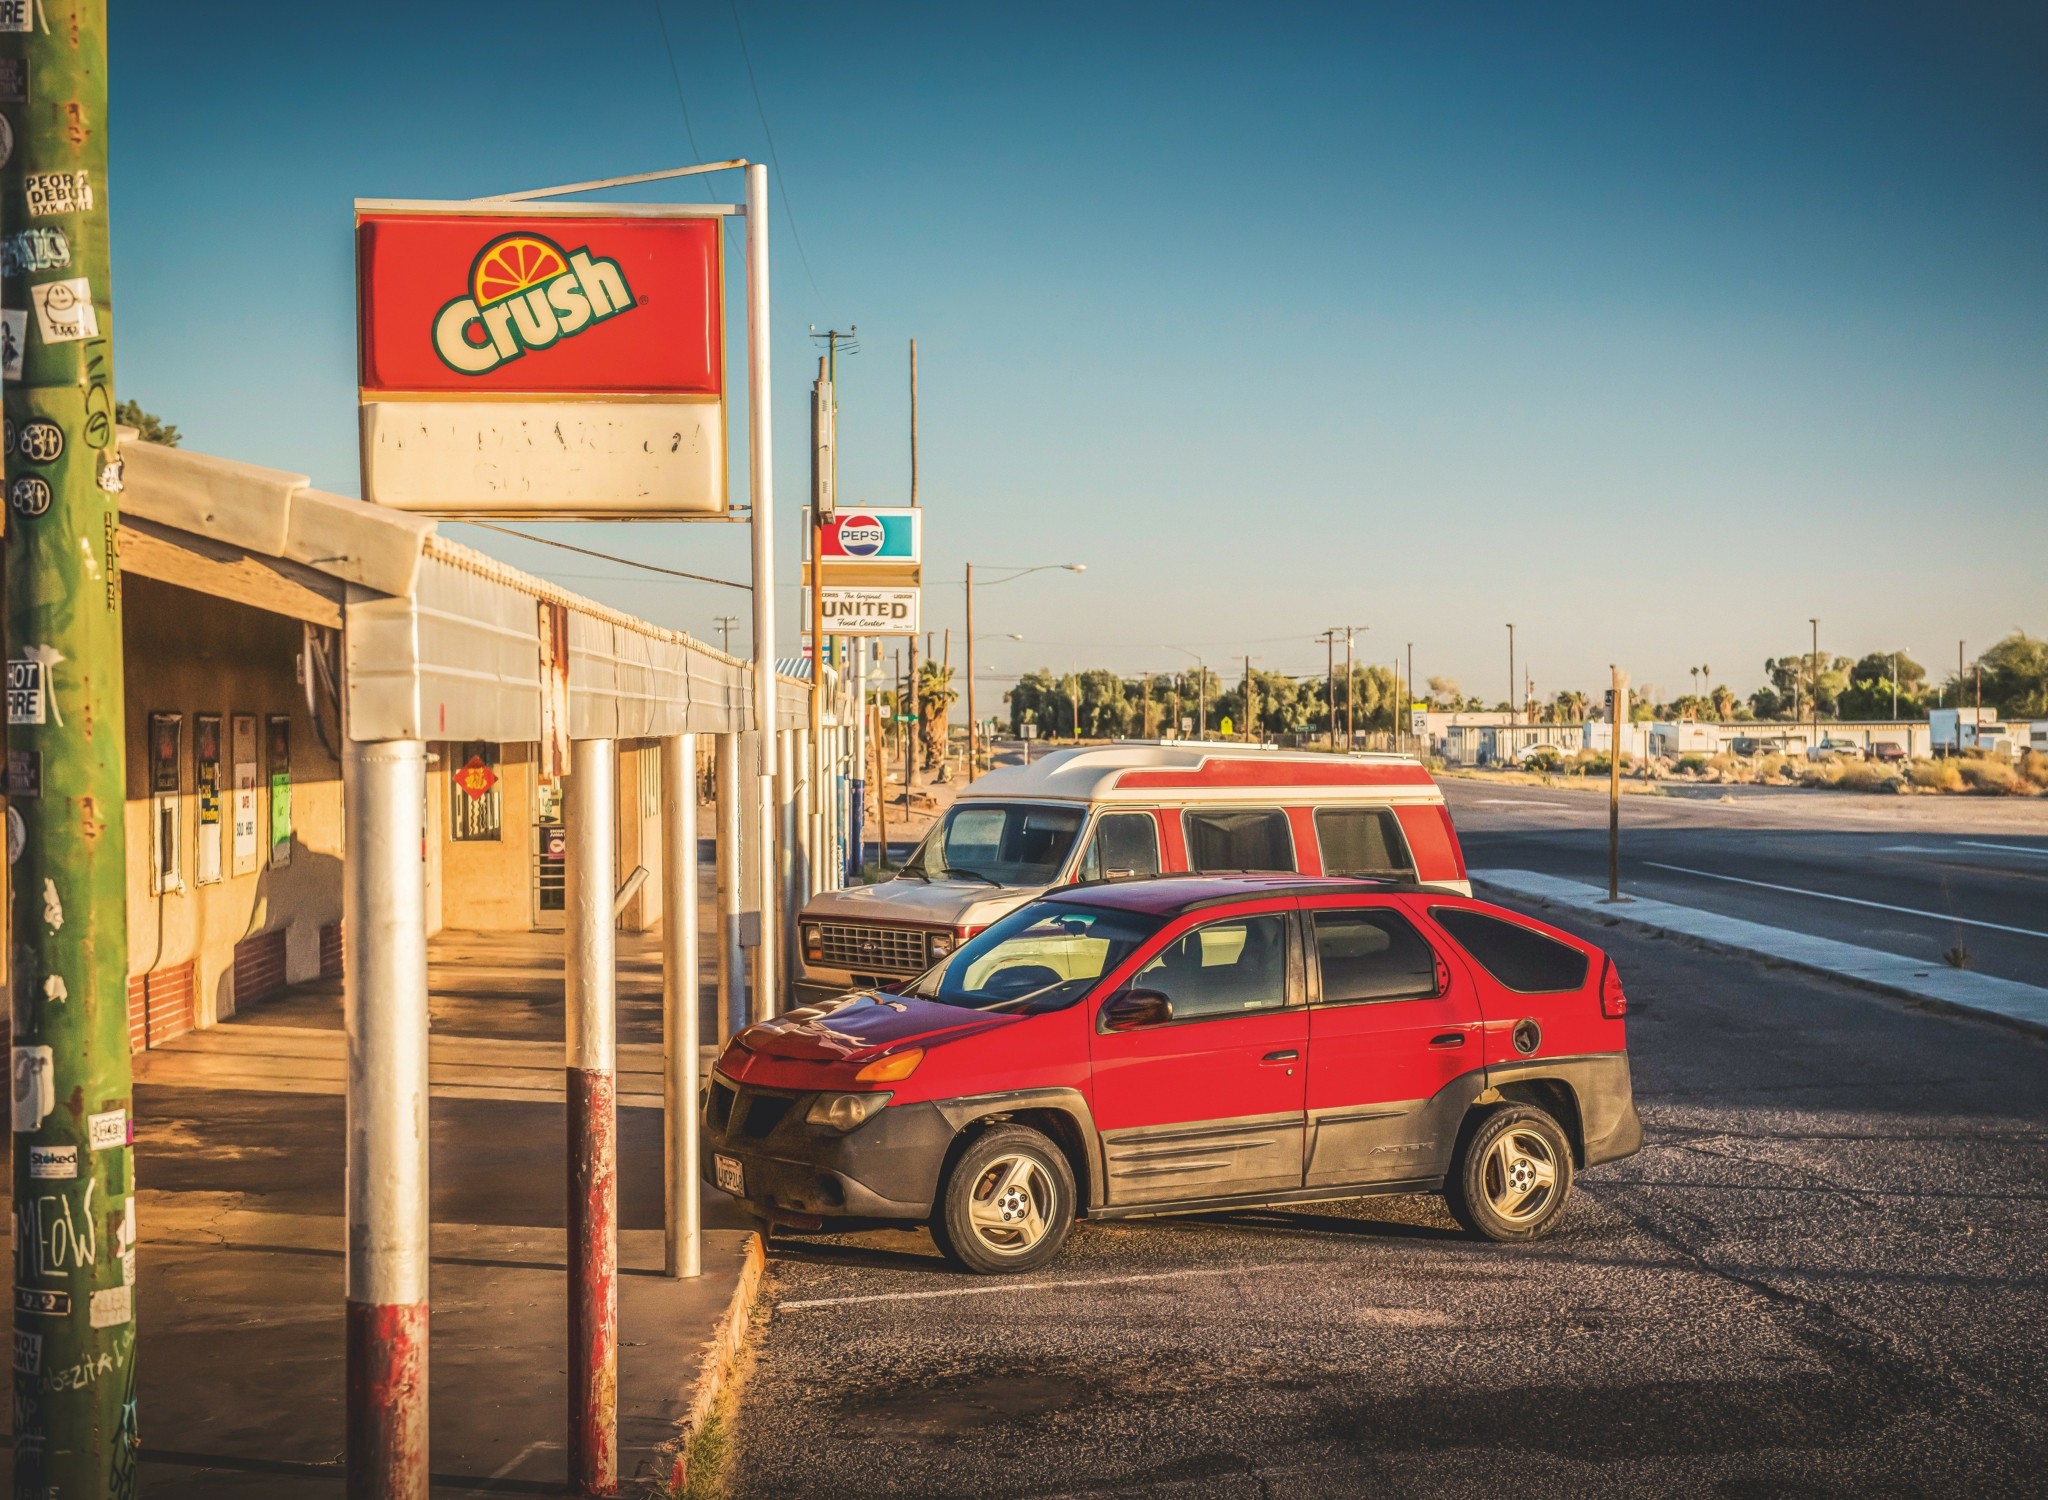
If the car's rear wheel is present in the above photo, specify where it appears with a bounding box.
[931,1124,1075,1275]
[1447,1104,1574,1241]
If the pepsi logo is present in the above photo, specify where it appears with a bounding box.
[837,515,886,556]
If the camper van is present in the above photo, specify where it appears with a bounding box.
[793,744,1471,1006]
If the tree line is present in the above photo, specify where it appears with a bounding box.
[983,631,2048,740]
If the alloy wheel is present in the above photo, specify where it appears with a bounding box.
[966,1153,1057,1257]
[1481,1127,1559,1222]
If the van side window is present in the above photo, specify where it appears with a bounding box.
[1077,812,1160,883]
[1182,808,1296,873]
[1315,807,1415,879]
[1430,908,1588,993]
[1312,909,1439,1003]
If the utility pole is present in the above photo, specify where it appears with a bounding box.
[1809,617,1820,755]
[1506,623,1516,726]
[1343,628,1356,748]
[5,8,142,1496]
[1407,642,1415,755]
[964,563,975,774]
[1318,630,1340,751]
[810,329,854,895]
[904,339,919,797]
[713,615,738,655]
[1243,657,1255,742]
[1607,666,1628,902]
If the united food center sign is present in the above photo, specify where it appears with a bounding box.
[355,201,727,517]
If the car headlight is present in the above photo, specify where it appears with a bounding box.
[802,924,823,963]
[928,930,955,959]
[805,1091,893,1132]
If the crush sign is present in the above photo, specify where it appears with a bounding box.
[355,202,728,517]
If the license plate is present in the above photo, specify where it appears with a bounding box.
[713,1153,745,1196]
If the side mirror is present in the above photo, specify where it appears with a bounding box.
[1101,988,1173,1032]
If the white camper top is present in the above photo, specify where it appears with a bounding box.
[959,743,1443,807]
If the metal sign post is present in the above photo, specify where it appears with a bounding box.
[3,8,143,1496]
[1607,666,1628,902]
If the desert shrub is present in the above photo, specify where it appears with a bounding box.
[1909,759,1964,792]
[1753,753,1791,781]
[1796,761,1845,788]
[1834,761,1901,792]
[2019,750,2048,790]
[1574,753,1636,777]
[1957,756,2020,795]
[1524,747,1564,772]
[1676,753,1709,775]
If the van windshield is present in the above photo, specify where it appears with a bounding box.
[898,802,1084,887]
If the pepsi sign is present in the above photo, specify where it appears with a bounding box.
[818,506,920,565]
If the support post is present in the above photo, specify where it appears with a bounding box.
[344,738,432,1500]
[566,738,619,1495]
[850,642,867,882]
[715,731,743,1041]
[965,563,976,775]
[745,160,779,1021]
[661,734,702,1279]
[778,728,801,1002]
[1607,667,1628,903]
[5,9,143,1495]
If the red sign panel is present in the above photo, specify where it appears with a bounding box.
[356,211,723,396]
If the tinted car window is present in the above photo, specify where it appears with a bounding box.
[916,902,1164,1014]
[1316,807,1415,879]
[1077,812,1161,882]
[1129,914,1291,1021]
[1313,909,1438,1003]
[903,802,1084,885]
[1183,808,1296,873]
[1430,908,1588,993]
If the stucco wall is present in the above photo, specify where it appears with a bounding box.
[122,576,344,1026]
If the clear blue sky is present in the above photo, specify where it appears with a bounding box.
[111,1,2046,705]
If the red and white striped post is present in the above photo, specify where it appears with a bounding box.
[344,735,432,1499]
[566,736,620,1494]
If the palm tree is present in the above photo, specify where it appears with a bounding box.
[916,661,958,770]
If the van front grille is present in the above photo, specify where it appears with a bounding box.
[816,922,930,974]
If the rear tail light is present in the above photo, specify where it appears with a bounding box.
[1599,959,1628,1018]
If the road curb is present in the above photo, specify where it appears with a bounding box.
[661,1230,768,1496]
[1472,875,2048,1042]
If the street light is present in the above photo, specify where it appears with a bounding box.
[965,563,1083,775]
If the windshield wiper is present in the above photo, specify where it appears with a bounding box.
[943,866,1002,886]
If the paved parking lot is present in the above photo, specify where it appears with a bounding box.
[725,912,2048,1498]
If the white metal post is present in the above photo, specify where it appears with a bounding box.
[851,640,867,883]
[715,730,742,1043]
[794,724,814,902]
[565,737,619,1491]
[660,733,701,1279]
[344,735,431,1499]
[745,160,779,1021]
[778,728,801,1004]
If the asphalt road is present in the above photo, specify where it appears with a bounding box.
[1443,777,2048,987]
[723,914,2048,1498]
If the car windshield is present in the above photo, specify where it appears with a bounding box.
[910,902,1165,1014]
[898,802,1085,886]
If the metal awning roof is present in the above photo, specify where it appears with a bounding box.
[117,434,831,741]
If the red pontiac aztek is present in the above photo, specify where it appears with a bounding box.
[703,875,1641,1274]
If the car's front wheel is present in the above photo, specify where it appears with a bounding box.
[1447,1104,1575,1241]
[930,1124,1075,1275]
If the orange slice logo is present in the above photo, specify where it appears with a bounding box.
[471,234,569,307]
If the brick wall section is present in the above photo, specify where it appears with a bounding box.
[127,961,197,1051]
[319,921,344,978]
[232,927,289,1010]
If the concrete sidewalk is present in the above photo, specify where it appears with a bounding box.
[5,928,760,1497]
[1476,868,2048,1034]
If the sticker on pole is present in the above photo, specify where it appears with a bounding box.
[355,201,728,517]
[30,276,98,343]
[28,1145,76,1179]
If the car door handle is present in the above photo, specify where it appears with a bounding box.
[1261,1048,1300,1063]
[1429,1033,1466,1049]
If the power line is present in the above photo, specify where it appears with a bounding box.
[649,0,710,196]
[455,521,751,591]
[727,0,829,315]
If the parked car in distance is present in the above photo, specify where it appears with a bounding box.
[791,744,1471,1008]
[1869,741,1908,764]
[704,875,1641,1274]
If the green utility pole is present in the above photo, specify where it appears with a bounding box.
[4,5,139,1496]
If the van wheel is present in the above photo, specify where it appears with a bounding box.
[1447,1104,1574,1242]
[932,1125,1075,1275]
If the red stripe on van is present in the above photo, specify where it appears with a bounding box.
[1114,761,1436,791]
[1395,803,1467,882]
